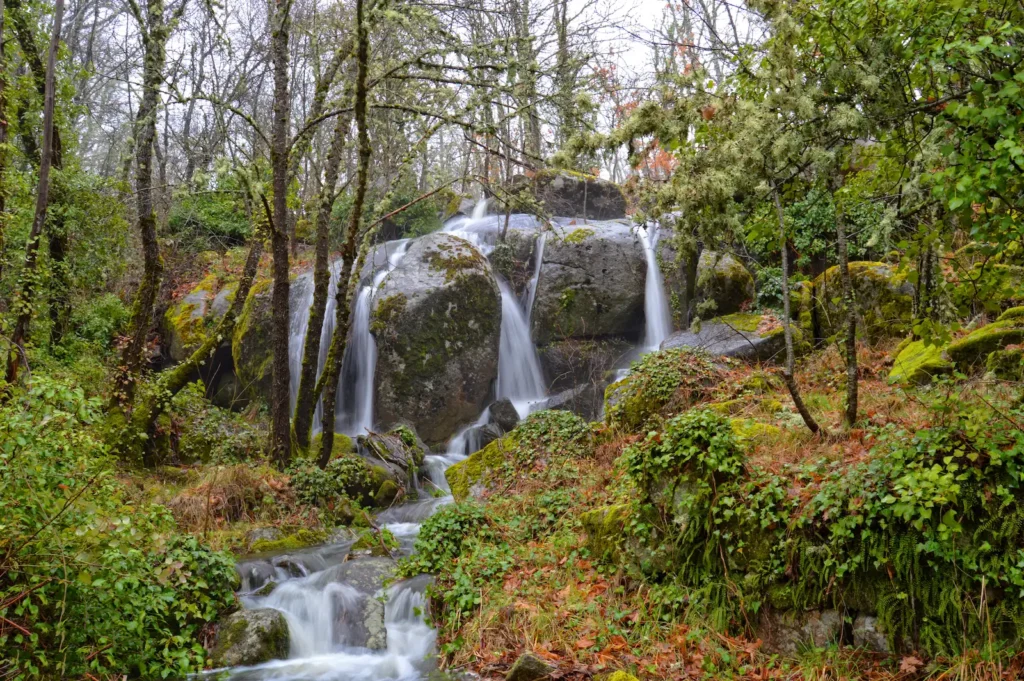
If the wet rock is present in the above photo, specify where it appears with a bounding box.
[852,614,890,653]
[758,609,843,654]
[473,422,504,451]
[695,251,755,316]
[505,652,556,681]
[325,557,397,650]
[371,232,502,446]
[513,169,627,221]
[660,313,807,362]
[538,338,631,392]
[211,608,289,668]
[236,560,277,593]
[545,383,604,421]
[360,425,427,491]
[812,261,914,342]
[244,527,283,553]
[489,398,521,432]
[531,221,646,345]
[252,580,277,597]
[232,278,277,400]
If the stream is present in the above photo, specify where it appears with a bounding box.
[211,208,671,680]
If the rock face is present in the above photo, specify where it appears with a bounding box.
[758,609,844,654]
[660,313,807,362]
[695,251,755,316]
[359,424,427,495]
[538,338,631,392]
[371,232,502,445]
[530,222,646,345]
[232,278,276,400]
[210,608,289,668]
[520,170,627,221]
[812,261,914,342]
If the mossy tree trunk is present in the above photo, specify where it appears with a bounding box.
[774,189,824,436]
[5,0,64,385]
[835,196,858,429]
[317,0,372,469]
[112,0,169,409]
[126,237,264,465]
[268,0,294,469]
[9,0,71,346]
[293,112,350,450]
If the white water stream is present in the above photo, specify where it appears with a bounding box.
[222,203,676,680]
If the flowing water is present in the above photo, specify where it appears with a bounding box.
[639,224,672,350]
[222,206,676,680]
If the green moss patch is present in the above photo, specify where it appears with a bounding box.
[946,320,1024,369]
[888,339,953,385]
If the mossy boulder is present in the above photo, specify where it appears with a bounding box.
[371,232,502,445]
[580,503,630,563]
[538,337,632,392]
[888,339,952,385]
[359,425,427,491]
[729,418,781,443]
[986,347,1024,381]
[660,312,808,362]
[446,410,593,501]
[945,319,1024,370]
[249,528,328,554]
[812,261,914,342]
[603,348,722,432]
[695,251,755,316]
[231,277,275,400]
[530,221,646,344]
[446,433,516,501]
[163,273,231,361]
[210,608,289,668]
[515,169,627,220]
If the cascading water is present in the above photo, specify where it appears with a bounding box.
[524,232,546,323]
[496,280,546,417]
[287,240,411,440]
[639,223,672,350]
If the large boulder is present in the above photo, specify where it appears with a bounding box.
[516,169,627,220]
[359,424,427,496]
[530,222,646,345]
[210,608,290,668]
[888,339,952,385]
[695,251,755,316]
[945,315,1024,370]
[371,232,502,446]
[318,557,396,650]
[812,261,914,342]
[538,338,631,392]
[660,313,807,363]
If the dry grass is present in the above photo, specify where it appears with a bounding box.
[164,464,294,532]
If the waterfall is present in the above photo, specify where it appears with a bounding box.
[524,232,546,322]
[640,223,672,350]
[496,280,546,417]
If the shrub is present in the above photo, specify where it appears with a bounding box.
[0,376,237,678]
[397,502,492,577]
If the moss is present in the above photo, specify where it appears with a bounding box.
[580,503,630,563]
[426,240,488,283]
[888,339,953,385]
[986,348,1024,381]
[729,418,780,443]
[232,277,274,397]
[716,312,762,333]
[249,528,327,554]
[374,479,400,507]
[708,399,745,415]
[603,672,640,681]
[946,320,1024,369]
[252,581,277,597]
[558,226,594,245]
[369,293,407,335]
[999,306,1024,322]
[812,261,913,342]
[445,435,514,501]
[351,528,399,556]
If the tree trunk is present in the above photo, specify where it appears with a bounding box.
[774,189,823,436]
[112,0,167,409]
[317,0,371,469]
[0,0,8,288]
[293,112,350,450]
[835,202,858,429]
[6,0,64,385]
[268,0,293,468]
